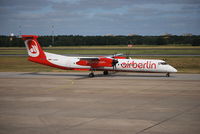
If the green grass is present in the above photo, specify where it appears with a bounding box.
[0,56,66,72]
[0,49,200,55]
[1,45,200,55]
[46,49,200,55]
[0,50,26,54]
[1,45,199,49]
[0,56,199,73]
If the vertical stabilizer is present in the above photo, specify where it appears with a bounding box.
[21,35,46,63]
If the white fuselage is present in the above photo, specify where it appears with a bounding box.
[45,52,177,73]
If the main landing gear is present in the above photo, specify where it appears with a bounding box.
[88,68,96,77]
[89,72,95,77]
[103,71,109,75]
[88,70,109,77]
[166,72,170,77]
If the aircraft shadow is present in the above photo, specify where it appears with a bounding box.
[21,72,87,77]
[21,72,169,80]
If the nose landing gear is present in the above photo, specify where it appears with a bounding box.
[166,73,170,77]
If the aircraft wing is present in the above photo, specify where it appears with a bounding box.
[106,53,124,58]
[76,57,113,68]
[79,53,124,60]
[79,57,99,61]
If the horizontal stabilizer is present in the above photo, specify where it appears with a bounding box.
[21,35,38,40]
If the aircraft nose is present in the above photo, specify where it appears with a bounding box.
[169,66,177,73]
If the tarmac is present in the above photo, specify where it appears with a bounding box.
[0,72,200,134]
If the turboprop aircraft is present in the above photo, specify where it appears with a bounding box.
[21,35,177,77]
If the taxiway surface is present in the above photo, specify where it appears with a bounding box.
[0,72,200,134]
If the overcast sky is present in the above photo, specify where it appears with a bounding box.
[0,0,200,35]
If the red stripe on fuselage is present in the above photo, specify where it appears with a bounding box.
[28,57,71,70]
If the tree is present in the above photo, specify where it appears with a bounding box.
[192,38,200,46]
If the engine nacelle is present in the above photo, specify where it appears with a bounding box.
[76,57,115,68]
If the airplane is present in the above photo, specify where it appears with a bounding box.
[21,35,177,77]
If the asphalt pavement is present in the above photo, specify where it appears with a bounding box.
[0,72,200,134]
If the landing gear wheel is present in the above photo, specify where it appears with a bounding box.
[166,73,170,77]
[103,71,108,75]
[89,72,94,77]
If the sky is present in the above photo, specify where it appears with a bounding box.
[0,0,200,36]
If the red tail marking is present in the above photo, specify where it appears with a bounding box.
[21,35,46,59]
[28,40,38,54]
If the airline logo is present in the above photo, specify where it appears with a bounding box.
[121,61,157,69]
[25,39,39,57]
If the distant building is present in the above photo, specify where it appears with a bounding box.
[183,33,193,36]
[104,34,114,36]
[128,44,133,47]
[10,33,14,41]
[128,34,139,36]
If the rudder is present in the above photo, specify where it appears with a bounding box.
[21,35,46,63]
[22,35,45,58]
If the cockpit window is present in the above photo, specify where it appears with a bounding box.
[159,62,168,65]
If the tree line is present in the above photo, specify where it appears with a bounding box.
[0,35,200,47]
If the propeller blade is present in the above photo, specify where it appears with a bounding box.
[112,59,118,70]
[106,53,124,58]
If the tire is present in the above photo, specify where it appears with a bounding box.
[103,71,108,75]
[89,73,94,77]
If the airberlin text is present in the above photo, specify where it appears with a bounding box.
[121,61,156,69]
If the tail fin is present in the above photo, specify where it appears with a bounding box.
[21,35,46,63]
[21,35,45,58]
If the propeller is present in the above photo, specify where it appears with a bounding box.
[112,58,118,70]
[105,53,123,70]
[112,53,124,57]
